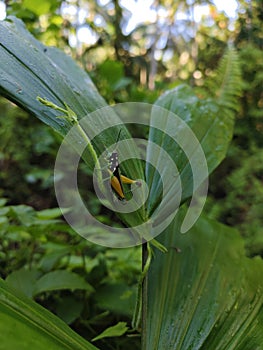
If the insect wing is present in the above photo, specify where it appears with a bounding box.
[111,165,125,200]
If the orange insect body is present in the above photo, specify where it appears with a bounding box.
[110,173,125,200]
[107,130,140,200]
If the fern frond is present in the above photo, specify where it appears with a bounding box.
[205,47,243,116]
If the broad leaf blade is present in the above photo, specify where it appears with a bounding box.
[146,81,238,225]
[0,17,145,241]
[144,209,263,350]
[34,270,94,296]
[0,17,143,178]
[0,278,99,350]
[0,16,106,134]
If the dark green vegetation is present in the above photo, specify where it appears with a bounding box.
[0,1,263,349]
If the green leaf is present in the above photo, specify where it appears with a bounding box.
[146,80,238,228]
[205,47,243,113]
[5,268,41,298]
[147,49,242,221]
[5,269,94,298]
[9,204,36,226]
[0,17,142,169]
[155,84,233,175]
[92,322,128,342]
[143,208,263,349]
[36,208,64,219]
[0,278,99,350]
[0,16,106,135]
[0,17,145,239]
[34,270,94,296]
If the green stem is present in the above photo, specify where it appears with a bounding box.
[150,238,168,253]
[132,242,152,330]
[75,122,99,171]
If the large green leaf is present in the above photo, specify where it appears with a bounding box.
[0,17,142,173]
[0,17,145,242]
[144,87,221,233]
[143,209,263,350]
[0,278,99,350]
[0,16,106,134]
[0,16,144,176]
[147,85,233,211]
[146,49,242,227]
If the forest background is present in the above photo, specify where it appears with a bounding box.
[0,1,262,349]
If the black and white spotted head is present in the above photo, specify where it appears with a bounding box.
[108,151,119,173]
[107,129,122,173]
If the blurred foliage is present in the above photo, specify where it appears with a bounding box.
[0,198,141,349]
[4,0,236,96]
[0,98,59,207]
[205,0,263,257]
[208,150,263,256]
